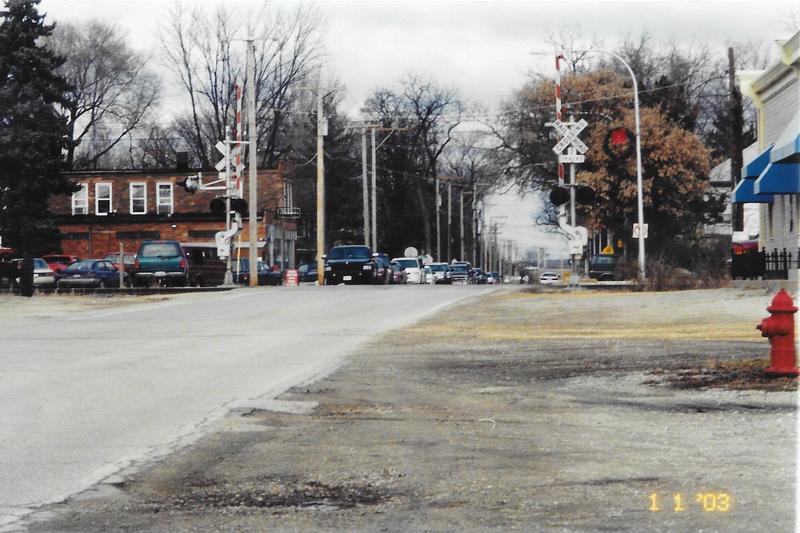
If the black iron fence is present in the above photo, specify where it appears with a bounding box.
[731,247,799,280]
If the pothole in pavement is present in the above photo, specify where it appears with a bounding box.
[644,358,798,392]
[155,478,390,511]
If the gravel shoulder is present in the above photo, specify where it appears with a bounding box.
[24,287,797,532]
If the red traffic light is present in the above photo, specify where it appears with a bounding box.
[603,127,634,160]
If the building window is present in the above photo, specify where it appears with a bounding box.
[129,182,146,214]
[768,202,774,239]
[157,182,173,214]
[95,183,112,215]
[71,183,88,215]
[283,180,293,207]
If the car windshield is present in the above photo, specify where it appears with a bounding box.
[429,264,447,271]
[328,246,371,260]
[34,259,49,269]
[64,261,95,273]
[592,256,616,266]
[396,259,419,268]
[140,243,181,258]
[450,264,468,272]
[105,253,135,263]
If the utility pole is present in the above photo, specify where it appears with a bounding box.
[315,76,326,285]
[246,40,258,286]
[361,127,369,245]
[460,189,465,261]
[223,126,234,286]
[472,185,478,265]
[445,180,453,262]
[371,127,377,251]
[435,176,441,261]
[728,46,745,232]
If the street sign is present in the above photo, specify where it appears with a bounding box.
[559,153,585,164]
[276,207,301,219]
[633,223,649,239]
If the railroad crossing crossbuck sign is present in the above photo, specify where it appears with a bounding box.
[548,119,589,164]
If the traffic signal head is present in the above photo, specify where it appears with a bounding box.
[603,127,635,161]
[575,185,595,205]
[549,186,570,206]
[183,176,200,193]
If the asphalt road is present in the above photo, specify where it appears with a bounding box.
[0,285,489,529]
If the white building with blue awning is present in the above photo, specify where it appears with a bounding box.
[733,31,800,280]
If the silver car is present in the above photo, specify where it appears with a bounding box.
[11,258,57,288]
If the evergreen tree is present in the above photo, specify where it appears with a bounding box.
[0,0,73,255]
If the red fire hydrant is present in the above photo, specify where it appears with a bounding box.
[757,289,799,376]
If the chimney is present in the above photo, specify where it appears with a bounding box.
[176,152,189,171]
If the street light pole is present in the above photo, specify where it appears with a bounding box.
[575,48,646,281]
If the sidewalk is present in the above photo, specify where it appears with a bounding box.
[27,288,796,532]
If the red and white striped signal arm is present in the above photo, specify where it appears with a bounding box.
[555,53,565,184]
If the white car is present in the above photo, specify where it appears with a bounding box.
[539,271,560,285]
[426,262,452,284]
[392,257,425,284]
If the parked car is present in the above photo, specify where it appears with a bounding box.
[448,261,472,284]
[232,258,282,286]
[539,271,560,285]
[132,240,188,287]
[588,254,620,281]
[297,262,319,283]
[57,259,126,288]
[391,257,425,284]
[372,253,392,284]
[473,268,488,284]
[427,262,452,284]
[42,254,78,274]
[389,261,407,284]
[181,243,227,287]
[10,258,57,288]
[487,271,502,284]
[102,252,136,272]
[324,245,377,285]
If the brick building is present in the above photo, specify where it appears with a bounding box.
[49,162,297,268]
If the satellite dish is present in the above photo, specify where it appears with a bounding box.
[404,246,418,257]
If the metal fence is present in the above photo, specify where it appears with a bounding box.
[731,247,799,280]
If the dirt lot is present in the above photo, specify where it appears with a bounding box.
[25,287,797,532]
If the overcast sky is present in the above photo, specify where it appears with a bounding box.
[39,0,797,256]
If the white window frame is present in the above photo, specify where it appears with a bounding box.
[283,180,293,208]
[129,182,147,215]
[71,183,88,215]
[156,182,174,215]
[95,183,112,216]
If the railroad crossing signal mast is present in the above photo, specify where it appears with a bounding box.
[182,103,249,287]
[546,53,589,286]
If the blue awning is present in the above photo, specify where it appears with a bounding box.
[770,112,800,163]
[733,177,773,203]
[742,145,773,179]
[770,134,800,163]
[753,162,800,195]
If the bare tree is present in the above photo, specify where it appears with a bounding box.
[49,20,160,169]
[363,75,463,254]
[161,1,323,170]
